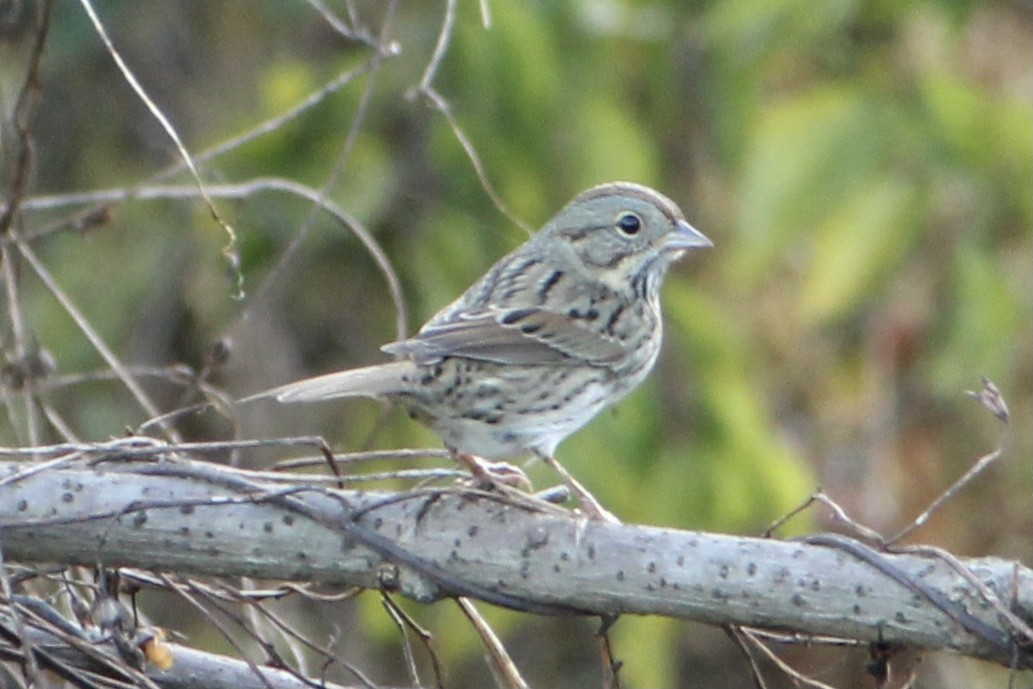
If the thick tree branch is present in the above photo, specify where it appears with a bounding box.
[1,455,1031,672]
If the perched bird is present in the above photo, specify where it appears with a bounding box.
[252,182,711,515]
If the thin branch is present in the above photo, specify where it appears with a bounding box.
[379,593,444,689]
[76,0,243,299]
[0,548,40,684]
[13,57,383,246]
[737,628,839,689]
[1,244,39,447]
[15,179,408,348]
[13,240,180,442]
[416,88,530,234]
[230,0,407,342]
[380,594,424,688]
[272,448,452,470]
[724,626,770,689]
[406,0,529,234]
[415,0,457,94]
[152,61,381,185]
[889,445,1003,545]
[0,0,52,235]
[0,620,367,689]
[889,378,1009,545]
[763,490,885,543]
[456,597,528,689]
[158,573,278,689]
[597,616,621,689]
[301,0,362,42]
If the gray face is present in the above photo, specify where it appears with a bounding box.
[534,182,706,301]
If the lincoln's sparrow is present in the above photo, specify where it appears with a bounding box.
[253,182,710,514]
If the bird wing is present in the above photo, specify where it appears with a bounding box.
[381,307,625,367]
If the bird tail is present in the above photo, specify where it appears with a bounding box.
[240,361,414,404]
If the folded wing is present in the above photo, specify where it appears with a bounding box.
[382,307,625,367]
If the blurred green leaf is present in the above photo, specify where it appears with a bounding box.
[704,0,859,65]
[734,87,904,283]
[569,93,661,189]
[801,175,917,323]
[451,1,561,146]
[931,245,1029,394]
[661,282,815,532]
[612,616,679,688]
[922,74,980,163]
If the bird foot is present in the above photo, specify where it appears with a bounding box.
[452,452,533,492]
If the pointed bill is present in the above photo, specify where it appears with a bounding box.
[665,220,712,251]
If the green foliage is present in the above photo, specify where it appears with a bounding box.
[931,245,1029,394]
[801,175,918,322]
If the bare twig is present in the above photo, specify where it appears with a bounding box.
[16,58,379,246]
[16,179,409,347]
[406,0,528,234]
[416,88,530,235]
[724,626,770,689]
[889,379,1009,545]
[0,547,40,684]
[301,0,363,42]
[479,0,493,28]
[159,573,279,689]
[456,596,529,689]
[763,490,884,543]
[597,615,622,689]
[76,0,243,300]
[231,1,407,343]
[888,445,1003,545]
[381,594,445,689]
[380,594,425,688]
[14,240,180,442]
[737,628,839,689]
[414,0,457,94]
[0,245,40,447]
[272,448,451,470]
[0,0,52,235]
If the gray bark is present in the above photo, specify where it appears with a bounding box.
[1,456,1030,674]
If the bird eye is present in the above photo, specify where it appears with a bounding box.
[615,212,642,235]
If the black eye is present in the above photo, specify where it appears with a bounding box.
[616,213,641,235]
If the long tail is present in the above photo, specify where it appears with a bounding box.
[240,361,414,404]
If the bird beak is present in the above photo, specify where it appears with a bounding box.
[665,220,713,251]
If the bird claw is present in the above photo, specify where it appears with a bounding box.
[453,452,533,492]
[452,451,619,523]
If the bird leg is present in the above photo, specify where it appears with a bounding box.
[534,451,620,524]
[451,451,532,491]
